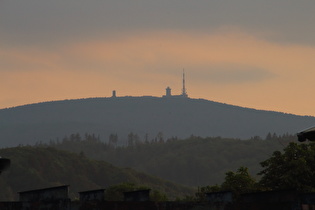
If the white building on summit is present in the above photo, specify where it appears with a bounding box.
[163,70,188,98]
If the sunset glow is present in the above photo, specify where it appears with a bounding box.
[1,1,315,116]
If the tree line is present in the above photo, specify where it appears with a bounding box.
[41,131,295,148]
[35,132,297,187]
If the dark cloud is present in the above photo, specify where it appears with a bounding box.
[1,0,315,46]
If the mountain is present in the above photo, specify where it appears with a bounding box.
[0,146,193,201]
[1,96,314,147]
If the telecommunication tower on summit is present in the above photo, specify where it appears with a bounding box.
[162,70,189,98]
[181,69,188,98]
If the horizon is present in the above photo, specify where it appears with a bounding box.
[1,1,315,116]
[2,94,313,118]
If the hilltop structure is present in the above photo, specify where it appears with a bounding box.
[112,90,116,98]
[163,70,188,98]
[181,70,188,97]
[111,71,188,99]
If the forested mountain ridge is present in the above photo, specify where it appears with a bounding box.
[0,146,193,201]
[1,96,314,147]
[43,133,296,187]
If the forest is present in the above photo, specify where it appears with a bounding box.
[0,146,192,201]
[2,132,311,202]
[40,133,296,187]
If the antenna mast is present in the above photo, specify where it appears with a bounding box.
[182,69,188,97]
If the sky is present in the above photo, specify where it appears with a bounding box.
[1,0,315,116]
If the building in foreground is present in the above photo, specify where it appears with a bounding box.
[1,186,315,210]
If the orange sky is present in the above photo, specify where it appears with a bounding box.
[1,1,315,116]
[1,30,315,116]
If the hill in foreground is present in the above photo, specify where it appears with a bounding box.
[0,96,314,147]
[0,146,193,201]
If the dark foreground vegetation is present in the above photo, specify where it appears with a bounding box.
[0,146,192,201]
[2,135,315,209]
[2,133,315,204]
[196,141,315,200]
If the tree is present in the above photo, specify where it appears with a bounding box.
[144,133,149,144]
[266,132,272,140]
[127,132,135,147]
[109,133,118,147]
[258,142,315,192]
[195,167,256,201]
[150,190,168,201]
[221,166,256,196]
[156,132,164,143]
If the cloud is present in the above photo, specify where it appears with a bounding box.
[2,29,315,79]
[62,30,315,78]
[1,0,315,46]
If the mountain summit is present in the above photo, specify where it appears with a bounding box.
[1,96,314,147]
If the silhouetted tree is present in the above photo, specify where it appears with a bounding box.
[109,133,118,147]
[128,132,135,147]
[221,166,256,196]
[144,133,149,144]
[258,142,315,192]
[157,132,164,143]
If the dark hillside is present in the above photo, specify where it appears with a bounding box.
[0,146,193,201]
[0,96,314,147]
[46,134,296,187]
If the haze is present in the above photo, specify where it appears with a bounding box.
[1,0,315,116]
